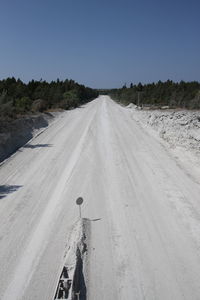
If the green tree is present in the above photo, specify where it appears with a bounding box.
[15,97,32,112]
[62,89,80,109]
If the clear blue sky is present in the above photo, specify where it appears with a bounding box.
[0,0,199,88]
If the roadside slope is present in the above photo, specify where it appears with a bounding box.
[0,112,55,163]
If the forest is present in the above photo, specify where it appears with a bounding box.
[0,77,98,119]
[108,80,200,109]
[1,78,200,120]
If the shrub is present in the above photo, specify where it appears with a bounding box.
[15,97,32,112]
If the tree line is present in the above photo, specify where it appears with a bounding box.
[108,80,200,109]
[0,77,98,118]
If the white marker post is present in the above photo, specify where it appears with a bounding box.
[76,197,83,219]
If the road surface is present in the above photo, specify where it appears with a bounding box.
[0,96,200,299]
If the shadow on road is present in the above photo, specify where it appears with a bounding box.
[23,144,52,149]
[0,185,22,199]
[72,248,87,300]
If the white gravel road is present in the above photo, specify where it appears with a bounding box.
[0,96,200,300]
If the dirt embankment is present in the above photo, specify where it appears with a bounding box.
[129,107,200,154]
[0,113,54,162]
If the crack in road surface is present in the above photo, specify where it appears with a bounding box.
[54,219,89,300]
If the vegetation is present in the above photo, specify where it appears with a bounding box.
[0,77,98,119]
[108,80,200,109]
